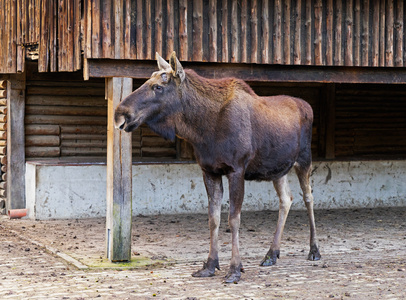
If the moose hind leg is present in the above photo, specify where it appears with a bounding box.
[192,172,223,277]
[295,163,321,261]
[261,175,292,266]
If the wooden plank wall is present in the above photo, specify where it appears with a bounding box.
[0,0,81,74]
[3,0,406,74]
[335,84,406,158]
[0,79,7,214]
[84,0,406,67]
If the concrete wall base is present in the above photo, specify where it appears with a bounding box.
[25,160,406,220]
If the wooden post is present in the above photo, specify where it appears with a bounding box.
[6,73,26,210]
[106,77,133,262]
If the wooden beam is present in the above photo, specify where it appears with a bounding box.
[6,73,26,210]
[85,59,406,84]
[106,77,132,262]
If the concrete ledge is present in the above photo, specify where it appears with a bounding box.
[26,160,406,220]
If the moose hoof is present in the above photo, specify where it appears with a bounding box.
[260,249,280,266]
[192,258,220,278]
[307,245,321,261]
[224,263,244,284]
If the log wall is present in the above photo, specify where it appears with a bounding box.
[335,83,406,158]
[0,79,7,214]
[25,63,176,160]
[2,0,406,74]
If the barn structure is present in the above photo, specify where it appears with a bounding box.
[1,0,406,258]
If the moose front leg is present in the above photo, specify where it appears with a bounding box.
[224,170,245,283]
[192,172,223,278]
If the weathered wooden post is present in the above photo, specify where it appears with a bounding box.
[106,77,133,262]
[6,73,26,210]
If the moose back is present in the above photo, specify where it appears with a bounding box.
[114,52,321,283]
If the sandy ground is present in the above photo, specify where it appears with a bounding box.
[1,207,406,299]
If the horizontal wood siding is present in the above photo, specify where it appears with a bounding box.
[25,64,176,159]
[335,84,406,158]
[0,79,7,213]
[3,0,406,74]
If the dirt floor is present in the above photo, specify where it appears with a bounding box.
[1,207,406,299]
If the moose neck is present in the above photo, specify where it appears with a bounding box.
[174,70,225,145]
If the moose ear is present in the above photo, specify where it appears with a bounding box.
[169,52,185,82]
[156,52,171,71]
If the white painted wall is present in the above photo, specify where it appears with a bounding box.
[26,160,406,220]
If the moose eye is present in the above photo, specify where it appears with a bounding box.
[153,85,163,92]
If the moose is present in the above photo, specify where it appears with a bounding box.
[114,52,321,283]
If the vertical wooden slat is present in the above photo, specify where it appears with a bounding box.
[0,0,4,71]
[250,0,258,63]
[361,0,370,66]
[208,0,217,62]
[102,0,112,58]
[385,0,394,66]
[136,0,143,59]
[155,0,162,56]
[354,0,361,66]
[68,0,74,71]
[293,0,301,65]
[179,0,188,60]
[335,0,343,65]
[49,0,57,71]
[84,0,92,58]
[58,0,63,70]
[115,0,124,59]
[305,0,312,65]
[145,0,152,59]
[395,0,403,66]
[74,0,81,70]
[273,0,282,64]
[17,0,25,72]
[35,0,40,43]
[283,0,291,64]
[124,0,131,59]
[345,0,353,66]
[314,0,323,65]
[261,0,269,64]
[326,0,334,65]
[371,0,379,66]
[379,0,385,66]
[221,0,228,62]
[230,0,239,62]
[193,0,203,61]
[106,77,133,263]
[166,0,175,58]
[39,0,48,72]
[92,0,101,58]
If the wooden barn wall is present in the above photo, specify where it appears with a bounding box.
[0,79,7,214]
[3,0,406,74]
[335,84,406,158]
[0,0,82,74]
[25,63,176,159]
[84,0,406,66]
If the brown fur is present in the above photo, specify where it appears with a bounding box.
[115,53,321,283]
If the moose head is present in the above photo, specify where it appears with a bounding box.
[114,52,186,140]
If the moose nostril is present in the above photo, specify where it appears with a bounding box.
[119,123,125,130]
